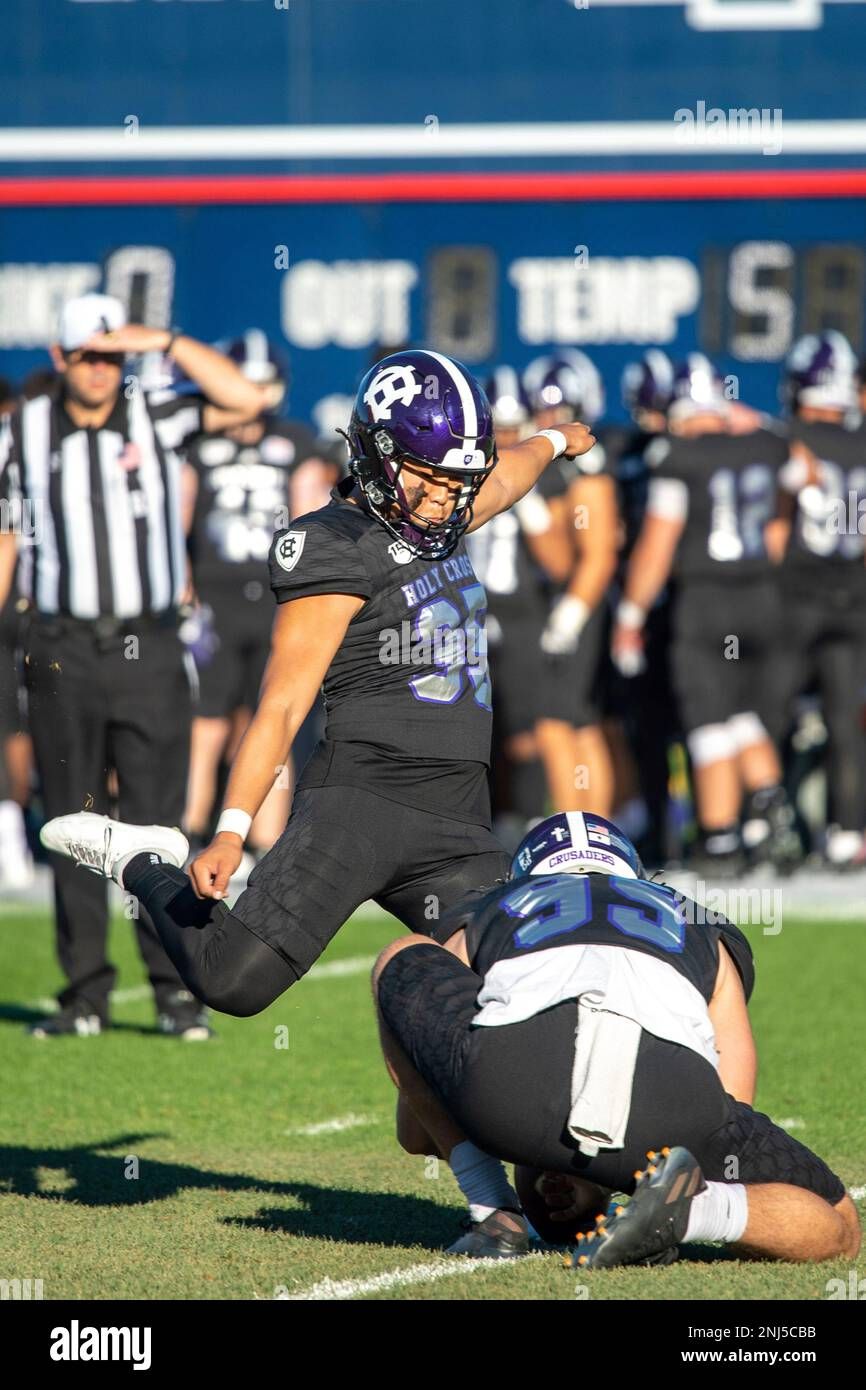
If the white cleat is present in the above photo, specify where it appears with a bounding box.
[40,813,188,886]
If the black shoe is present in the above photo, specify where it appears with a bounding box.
[157,989,214,1041]
[29,1005,105,1038]
[688,829,745,879]
[445,1207,530,1259]
[742,787,803,874]
[565,1147,704,1271]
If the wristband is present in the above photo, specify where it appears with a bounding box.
[616,599,647,630]
[164,329,182,358]
[215,808,252,840]
[535,428,568,460]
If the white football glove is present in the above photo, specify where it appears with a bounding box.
[541,595,590,655]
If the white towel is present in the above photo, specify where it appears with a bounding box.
[567,994,642,1156]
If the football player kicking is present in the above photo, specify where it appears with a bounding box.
[371,811,860,1265]
[41,350,593,1019]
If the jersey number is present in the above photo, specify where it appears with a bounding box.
[501,875,685,954]
[707,463,774,562]
[409,582,492,710]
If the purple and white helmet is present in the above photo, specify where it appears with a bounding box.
[511,811,645,881]
[220,329,289,412]
[783,331,858,414]
[346,349,496,560]
[668,353,728,423]
[523,349,605,424]
[483,365,532,430]
[622,350,674,420]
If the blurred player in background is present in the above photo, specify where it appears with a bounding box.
[524,352,619,816]
[466,367,573,846]
[612,355,798,875]
[182,331,335,860]
[775,332,866,867]
[605,351,677,864]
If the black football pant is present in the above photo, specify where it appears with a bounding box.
[123,784,509,1015]
[776,591,866,830]
[26,618,194,1019]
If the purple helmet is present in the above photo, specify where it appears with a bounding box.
[345,349,497,560]
[523,349,604,424]
[483,365,532,430]
[511,811,645,881]
[668,353,728,423]
[220,329,289,412]
[622,350,674,420]
[783,331,857,414]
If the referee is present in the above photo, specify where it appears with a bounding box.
[0,293,262,1038]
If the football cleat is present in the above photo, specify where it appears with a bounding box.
[564,1147,705,1271]
[40,813,188,886]
[446,1208,530,1259]
[29,1006,104,1039]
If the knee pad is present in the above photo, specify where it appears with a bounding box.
[687,722,737,769]
[727,711,770,753]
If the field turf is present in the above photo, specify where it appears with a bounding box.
[1,903,863,1301]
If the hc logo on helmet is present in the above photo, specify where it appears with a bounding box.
[275,531,306,573]
[364,364,424,423]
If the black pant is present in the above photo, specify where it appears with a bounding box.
[777,588,866,829]
[25,617,193,1017]
[123,782,510,1014]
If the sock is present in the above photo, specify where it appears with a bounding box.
[702,826,741,857]
[115,849,165,892]
[449,1140,519,1224]
[684,1181,748,1243]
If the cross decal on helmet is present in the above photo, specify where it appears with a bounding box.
[363,364,424,422]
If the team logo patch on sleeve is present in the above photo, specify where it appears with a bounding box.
[275,531,306,572]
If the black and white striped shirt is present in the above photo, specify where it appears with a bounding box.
[0,389,203,619]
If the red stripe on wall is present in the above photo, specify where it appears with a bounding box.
[0,169,865,206]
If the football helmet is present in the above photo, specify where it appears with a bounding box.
[221,329,289,411]
[782,331,858,414]
[622,350,674,420]
[667,353,728,423]
[510,811,645,881]
[523,350,605,424]
[483,365,532,431]
[344,349,497,560]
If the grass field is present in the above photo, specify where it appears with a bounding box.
[1,902,864,1301]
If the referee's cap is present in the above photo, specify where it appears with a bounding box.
[58,294,127,351]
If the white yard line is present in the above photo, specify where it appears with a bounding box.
[306,955,377,981]
[285,1113,382,1138]
[847,1186,866,1201]
[281,1256,523,1301]
[773,1117,804,1131]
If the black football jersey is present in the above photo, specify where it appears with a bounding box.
[784,419,866,580]
[188,419,317,588]
[648,428,788,582]
[466,462,567,624]
[438,871,754,1005]
[268,479,494,818]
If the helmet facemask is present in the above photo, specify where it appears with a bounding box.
[345,419,496,560]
